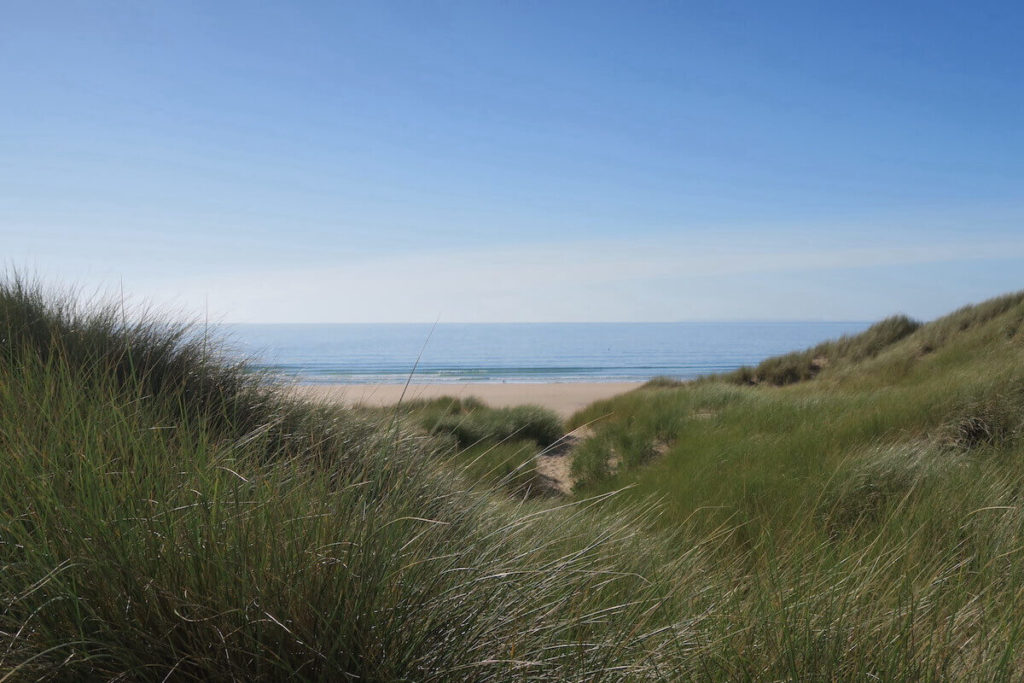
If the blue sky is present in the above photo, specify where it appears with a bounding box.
[3,1,1022,322]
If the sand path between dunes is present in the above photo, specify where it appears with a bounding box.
[294,382,642,420]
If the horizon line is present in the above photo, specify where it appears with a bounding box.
[215,319,878,326]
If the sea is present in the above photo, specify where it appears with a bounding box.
[219,322,870,385]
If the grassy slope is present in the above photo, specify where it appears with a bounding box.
[8,276,1024,679]
[0,278,689,680]
[570,292,1024,526]
[567,291,1024,677]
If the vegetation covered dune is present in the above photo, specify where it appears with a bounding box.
[6,276,1024,680]
[571,290,1024,678]
[0,278,685,680]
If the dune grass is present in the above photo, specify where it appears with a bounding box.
[392,396,565,496]
[7,275,1024,679]
[0,276,694,680]
[564,290,1024,678]
[719,314,923,386]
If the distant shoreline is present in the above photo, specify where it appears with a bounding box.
[232,321,871,388]
[293,382,644,419]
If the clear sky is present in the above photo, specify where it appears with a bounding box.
[3,1,1022,322]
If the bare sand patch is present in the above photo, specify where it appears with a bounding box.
[294,382,642,420]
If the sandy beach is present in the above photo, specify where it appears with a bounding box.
[295,382,643,419]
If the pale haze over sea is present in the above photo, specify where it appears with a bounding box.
[224,322,869,384]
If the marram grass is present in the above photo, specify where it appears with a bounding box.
[0,276,690,680]
[6,274,1024,679]
[567,289,1024,679]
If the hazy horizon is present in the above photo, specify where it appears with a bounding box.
[221,320,876,325]
[222,320,872,384]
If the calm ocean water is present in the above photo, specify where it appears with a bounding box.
[219,322,870,384]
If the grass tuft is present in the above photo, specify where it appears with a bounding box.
[723,314,923,386]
